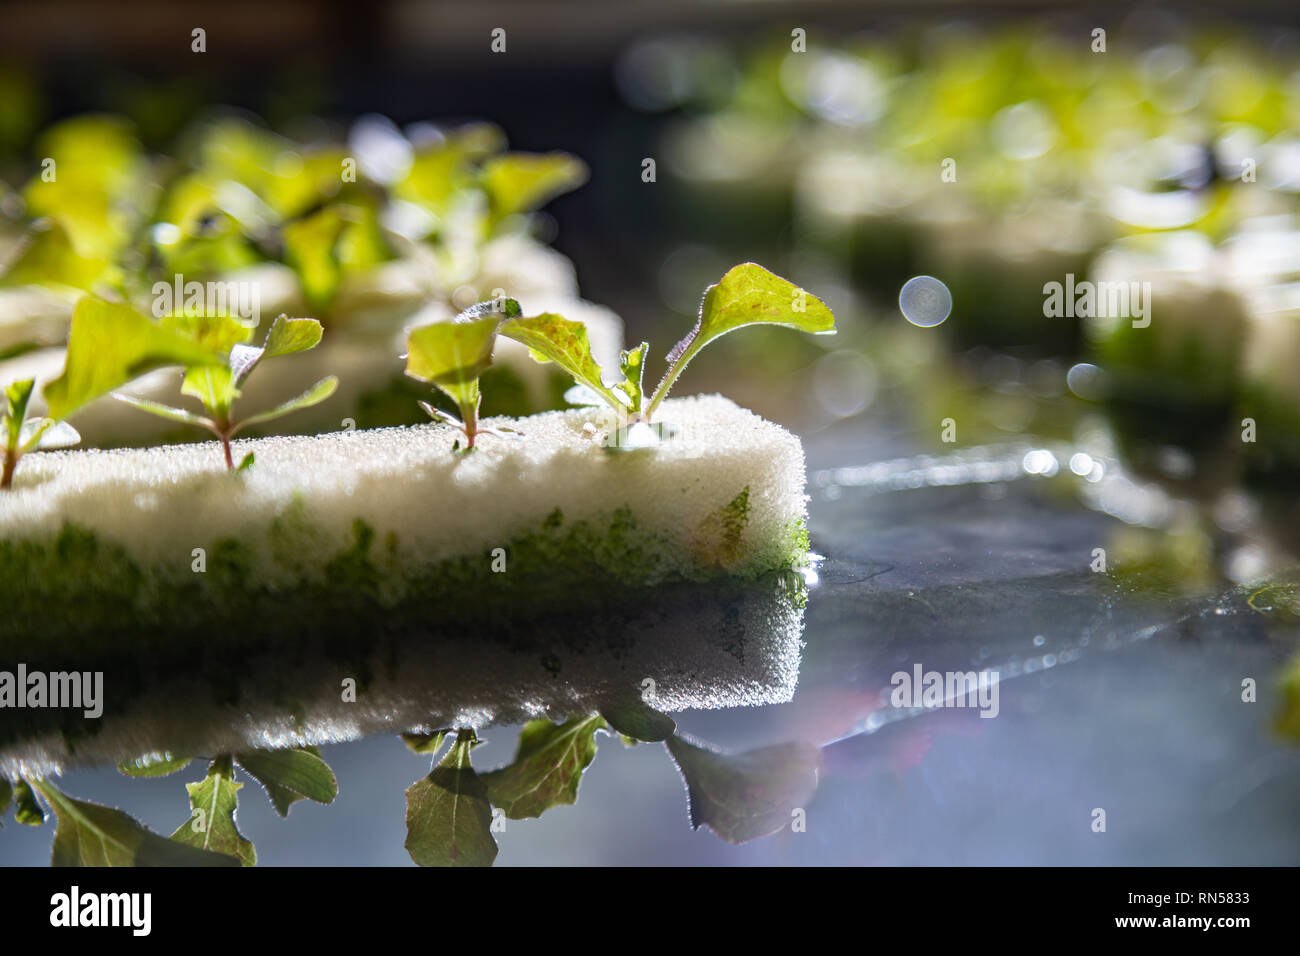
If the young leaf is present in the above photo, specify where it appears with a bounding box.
[236,451,255,471]
[111,393,214,429]
[401,730,450,755]
[170,758,256,867]
[230,315,324,387]
[645,263,836,418]
[13,780,44,825]
[616,342,649,413]
[479,152,588,223]
[480,714,605,820]
[405,315,504,387]
[20,418,80,453]
[4,379,35,452]
[498,313,630,411]
[29,778,240,866]
[599,698,676,743]
[404,729,497,867]
[234,747,339,818]
[229,375,338,434]
[665,735,822,844]
[45,296,226,421]
[118,753,194,778]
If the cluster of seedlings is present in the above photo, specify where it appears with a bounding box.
[0,262,834,484]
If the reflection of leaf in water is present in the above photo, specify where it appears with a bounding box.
[30,778,239,867]
[171,756,255,867]
[401,730,450,755]
[405,729,497,867]
[1277,654,1300,742]
[1248,583,1300,622]
[13,780,44,825]
[481,714,605,819]
[118,752,193,778]
[666,735,822,844]
[599,698,676,743]
[234,747,338,817]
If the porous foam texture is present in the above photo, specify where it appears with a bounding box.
[0,395,810,647]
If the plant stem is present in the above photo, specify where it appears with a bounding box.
[0,447,16,490]
[222,435,233,470]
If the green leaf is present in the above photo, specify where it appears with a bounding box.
[45,296,226,421]
[599,698,676,743]
[0,778,10,822]
[112,393,214,429]
[234,747,338,818]
[499,313,629,411]
[480,152,587,224]
[4,378,35,452]
[665,735,822,844]
[405,311,510,388]
[159,312,255,354]
[230,315,324,387]
[170,758,256,866]
[404,729,497,867]
[0,218,109,291]
[30,778,240,866]
[20,418,80,453]
[401,730,449,755]
[236,451,255,471]
[616,342,648,413]
[230,375,338,434]
[13,780,44,825]
[180,365,236,419]
[118,753,193,778]
[480,714,605,819]
[646,263,836,417]
[398,123,505,212]
[283,207,346,310]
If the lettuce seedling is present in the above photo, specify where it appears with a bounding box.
[1,295,227,490]
[501,262,835,423]
[0,379,80,489]
[404,298,523,451]
[115,314,338,469]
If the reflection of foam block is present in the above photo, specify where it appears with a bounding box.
[0,396,811,652]
[0,575,805,777]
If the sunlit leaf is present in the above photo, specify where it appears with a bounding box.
[404,729,497,867]
[234,747,338,818]
[230,315,324,387]
[230,375,338,433]
[170,758,256,867]
[45,296,226,421]
[480,714,605,820]
[4,378,34,452]
[499,313,629,411]
[406,316,502,388]
[30,778,239,866]
[665,735,822,844]
[283,207,346,310]
[111,394,213,429]
[646,263,836,417]
[480,152,587,224]
[0,219,107,291]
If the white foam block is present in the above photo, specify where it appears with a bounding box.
[2,395,810,596]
